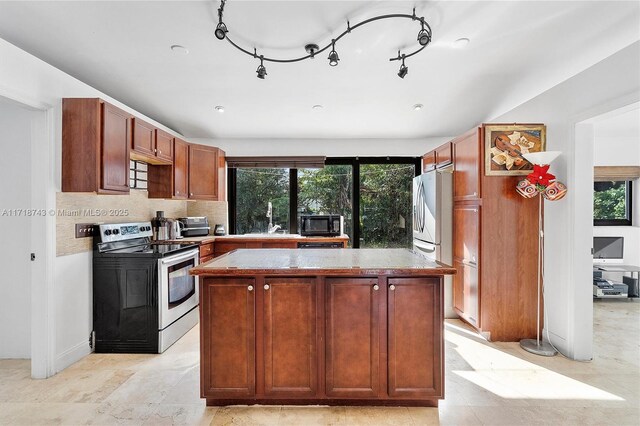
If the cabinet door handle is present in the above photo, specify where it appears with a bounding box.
[158,150,162,154]
[154,148,157,153]
[247,285,254,291]
[190,192,194,196]
[472,192,477,196]
[373,284,379,291]
[176,191,180,195]
[389,285,396,291]
[264,284,270,290]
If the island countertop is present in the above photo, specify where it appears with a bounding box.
[190,248,456,276]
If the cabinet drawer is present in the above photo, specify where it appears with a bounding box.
[214,241,247,254]
[199,242,214,258]
[453,204,479,264]
[262,241,297,249]
[200,254,214,264]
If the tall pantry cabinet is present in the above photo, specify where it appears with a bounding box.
[451,126,540,342]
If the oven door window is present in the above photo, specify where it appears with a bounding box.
[167,259,196,308]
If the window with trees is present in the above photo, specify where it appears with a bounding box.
[229,157,420,248]
[593,180,632,226]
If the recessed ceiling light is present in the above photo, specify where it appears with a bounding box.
[170,45,189,54]
[453,38,470,48]
[312,105,324,110]
[413,104,424,111]
[214,106,225,113]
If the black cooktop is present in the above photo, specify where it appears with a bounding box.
[95,241,198,258]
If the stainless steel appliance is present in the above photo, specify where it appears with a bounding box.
[152,210,170,241]
[412,167,455,318]
[300,214,343,237]
[178,217,210,237]
[93,221,199,353]
[167,218,183,240]
[213,224,226,236]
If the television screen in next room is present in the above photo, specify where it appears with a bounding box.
[593,236,624,262]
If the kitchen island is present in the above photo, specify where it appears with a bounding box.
[191,248,456,407]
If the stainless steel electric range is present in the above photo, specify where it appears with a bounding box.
[93,221,200,353]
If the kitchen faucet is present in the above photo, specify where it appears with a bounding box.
[266,202,281,234]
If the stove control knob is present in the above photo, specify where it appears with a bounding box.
[113,229,120,235]
[104,229,112,236]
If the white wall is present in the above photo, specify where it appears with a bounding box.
[0,98,34,359]
[0,36,195,373]
[191,137,452,157]
[593,106,640,270]
[490,42,640,360]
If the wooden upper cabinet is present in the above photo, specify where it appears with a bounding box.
[173,138,189,199]
[435,142,452,168]
[101,103,132,193]
[387,278,442,398]
[189,144,219,200]
[200,278,256,398]
[263,278,317,397]
[452,128,481,201]
[155,129,174,163]
[131,118,155,158]
[63,98,130,194]
[325,278,380,398]
[131,118,172,165]
[422,151,436,173]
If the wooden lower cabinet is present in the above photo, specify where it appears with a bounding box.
[200,278,256,398]
[325,278,380,398]
[263,278,317,396]
[453,260,479,327]
[200,275,443,406]
[388,278,443,398]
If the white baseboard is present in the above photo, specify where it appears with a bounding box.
[55,340,90,372]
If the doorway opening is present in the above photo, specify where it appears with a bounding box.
[0,95,54,378]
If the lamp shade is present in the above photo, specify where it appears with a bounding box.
[522,151,561,166]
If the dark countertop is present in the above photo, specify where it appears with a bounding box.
[191,248,456,276]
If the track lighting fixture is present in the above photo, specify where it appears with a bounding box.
[417,20,432,46]
[215,22,228,40]
[328,40,340,66]
[256,56,267,79]
[397,56,408,79]
[214,1,432,79]
[214,0,228,40]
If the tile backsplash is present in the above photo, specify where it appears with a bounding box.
[187,200,228,234]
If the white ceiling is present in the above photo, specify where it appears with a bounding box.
[0,1,638,139]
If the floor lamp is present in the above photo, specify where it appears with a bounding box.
[516,151,566,357]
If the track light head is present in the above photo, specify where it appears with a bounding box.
[215,22,228,40]
[328,40,340,67]
[256,56,267,79]
[417,28,431,46]
[328,50,340,67]
[397,57,408,79]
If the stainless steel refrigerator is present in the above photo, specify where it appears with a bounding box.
[413,166,456,318]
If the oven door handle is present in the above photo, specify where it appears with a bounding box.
[160,249,199,265]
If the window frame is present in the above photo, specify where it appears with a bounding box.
[593,180,633,227]
[228,157,421,247]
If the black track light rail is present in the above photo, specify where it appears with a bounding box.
[217,1,432,65]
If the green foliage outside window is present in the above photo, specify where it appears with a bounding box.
[236,168,289,234]
[593,181,628,220]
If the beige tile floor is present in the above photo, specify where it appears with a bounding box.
[0,299,638,425]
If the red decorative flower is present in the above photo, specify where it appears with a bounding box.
[527,164,555,188]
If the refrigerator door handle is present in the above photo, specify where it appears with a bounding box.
[414,239,439,255]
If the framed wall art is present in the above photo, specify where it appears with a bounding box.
[485,124,546,176]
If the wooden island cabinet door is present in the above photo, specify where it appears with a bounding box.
[387,278,443,398]
[200,278,256,398]
[263,278,317,397]
[325,278,380,398]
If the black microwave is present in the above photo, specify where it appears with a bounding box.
[300,215,343,237]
